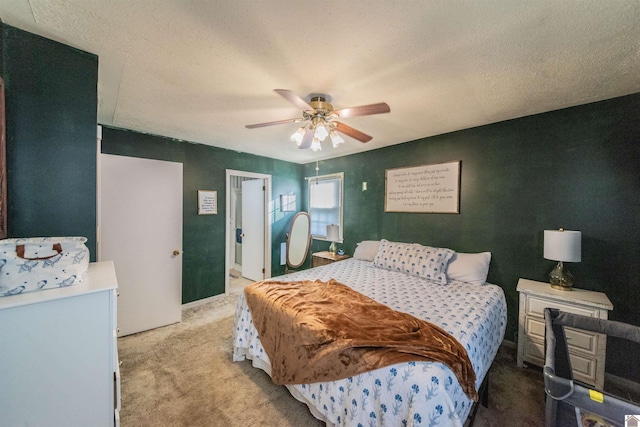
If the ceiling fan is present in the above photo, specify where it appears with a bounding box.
[245,89,390,151]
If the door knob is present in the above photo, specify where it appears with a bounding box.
[173,250,181,256]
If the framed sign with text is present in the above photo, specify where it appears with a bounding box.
[197,190,217,215]
[384,161,460,213]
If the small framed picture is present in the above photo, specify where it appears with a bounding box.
[198,190,217,215]
[280,192,296,212]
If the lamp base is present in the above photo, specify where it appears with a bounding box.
[549,261,574,291]
[329,241,337,254]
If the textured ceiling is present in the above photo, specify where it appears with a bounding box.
[1,1,639,163]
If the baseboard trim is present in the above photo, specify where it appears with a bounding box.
[182,293,228,310]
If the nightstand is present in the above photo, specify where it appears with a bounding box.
[516,278,613,390]
[312,251,350,267]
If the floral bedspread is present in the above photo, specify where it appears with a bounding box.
[233,259,507,427]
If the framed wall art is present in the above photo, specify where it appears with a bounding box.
[384,160,461,214]
[280,192,296,212]
[197,190,217,215]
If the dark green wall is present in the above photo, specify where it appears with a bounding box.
[3,25,98,258]
[101,126,303,302]
[304,93,640,380]
[0,21,4,76]
[5,21,639,380]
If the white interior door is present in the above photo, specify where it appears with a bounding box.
[241,179,265,281]
[99,154,183,336]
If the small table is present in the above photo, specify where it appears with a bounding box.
[312,251,350,267]
[516,278,612,390]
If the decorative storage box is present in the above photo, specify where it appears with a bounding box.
[0,237,90,297]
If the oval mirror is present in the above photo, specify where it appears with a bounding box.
[286,211,311,270]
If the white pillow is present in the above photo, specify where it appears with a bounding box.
[373,239,454,284]
[352,240,381,261]
[446,252,491,285]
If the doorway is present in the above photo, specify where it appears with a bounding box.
[99,154,183,336]
[225,170,271,293]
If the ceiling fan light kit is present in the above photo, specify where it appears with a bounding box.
[246,89,390,152]
[290,126,307,145]
[329,130,344,147]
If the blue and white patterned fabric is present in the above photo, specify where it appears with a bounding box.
[0,237,90,297]
[373,239,455,284]
[233,259,507,427]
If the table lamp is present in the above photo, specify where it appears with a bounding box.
[543,229,581,291]
[326,224,340,254]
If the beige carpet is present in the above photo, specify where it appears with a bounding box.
[118,294,545,426]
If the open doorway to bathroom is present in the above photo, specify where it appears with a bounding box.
[225,170,272,293]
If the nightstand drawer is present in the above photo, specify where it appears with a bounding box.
[312,256,333,267]
[312,251,349,268]
[526,316,598,355]
[523,336,597,385]
[517,278,612,390]
[523,335,545,364]
[526,296,598,318]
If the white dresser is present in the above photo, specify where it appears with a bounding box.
[0,261,121,426]
[516,278,613,390]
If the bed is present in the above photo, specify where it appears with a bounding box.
[233,240,507,426]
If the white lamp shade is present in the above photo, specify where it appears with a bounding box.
[326,224,340,241]
[310,137,322,152]
[544,230,581,262]
[314,124,329,141]
[329,130,344,147]
[290,127,305,144]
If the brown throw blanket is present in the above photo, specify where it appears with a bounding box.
[244,279,478,401]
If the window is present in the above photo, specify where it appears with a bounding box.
[308,172,343,240]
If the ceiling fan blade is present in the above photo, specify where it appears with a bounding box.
[334,121,373,142]
[333,102,390,118]
[245,118,301,129]
[298,128,313,149]
[274,89,316,112]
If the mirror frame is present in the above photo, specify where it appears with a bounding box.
[286,211,311,269]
